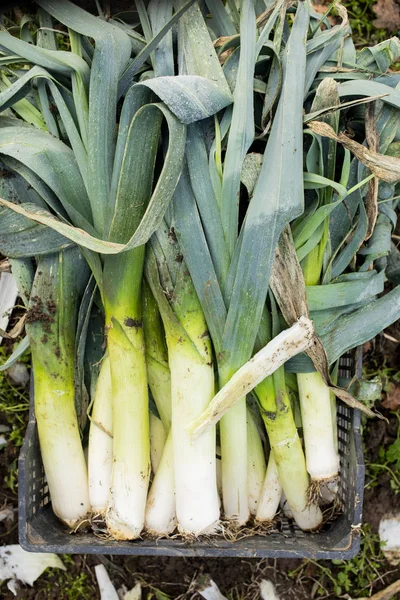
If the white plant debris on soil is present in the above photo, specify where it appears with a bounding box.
[0,544,65,596]
[0,273,17,345]
[379,515,400,565]
[95,564,142,600]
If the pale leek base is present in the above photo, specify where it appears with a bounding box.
[256,451,282,522]
[169,344,219,536]
[247,412,266,516]
[271,427,323,531]
[297,371,339,483]
[145,431,176,536]
[106,323,150,540]
[88,355,113,515]
[35,376,90,528]
[150,412,167,475]
[220,398,249,525]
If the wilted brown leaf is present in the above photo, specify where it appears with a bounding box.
[373,0,400,32]
[309,120,400,183]
[270,226,377,417]
[382,382,400,410]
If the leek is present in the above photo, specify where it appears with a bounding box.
[88,354,113,515]
[247,412,266,516]
[146,224,219,536]
[256,452,282,523]
[26,248,90,527]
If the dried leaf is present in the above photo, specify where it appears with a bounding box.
[270,226,376,417]
[197,575,229,600]
[379,517,400,569]
[0,506,14,523]
[0,272,18,345]
[309,121,400,183]
[372,0,400,32]
[94,565,119,600]
[124,582,142,600]
[0,545,65,596]
[260,579,280,600]
[190,317,315,437]
[0,259,11,273]
[382,382,400,410]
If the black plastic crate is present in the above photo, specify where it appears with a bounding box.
[18,352,365,558]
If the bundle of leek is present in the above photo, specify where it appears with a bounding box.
[0,0,399,544]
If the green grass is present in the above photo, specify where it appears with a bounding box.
[366,411,400,495]
[0,345,30,494]
[38,569,95,600]
[342,0,389,47]
[288,524,387,597]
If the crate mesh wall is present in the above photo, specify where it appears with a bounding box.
[18,353,365,558]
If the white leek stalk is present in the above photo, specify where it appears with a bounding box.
[144,283,175,534]
[297,371,339,483]
[105,315,150,540]
[219,399,249,524]
[88,355,113,514]
[103,241,150,540]
[146,239,219,536]
[193,317,313,526]
[35,375,91,527]
[190,317,314,437]
[256,452,282,522]
[318,384,340,504]
[150,413,167,475]
[255,364,323,531]
[169,336,219,535]
[247,413,266,516]
[27,250,91,528]
[145,431,176,535]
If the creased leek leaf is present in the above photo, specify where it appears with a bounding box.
[37,0,131,238]
[75,276,97,431]
[118,0,198,97]
[148,0,174,77]
[339,80,400,110]
[8,257,34,308]
[0,30,90,83]
[204,0,237,36]
[0,105,186,256]
[306,270,385,310]
[174,0,231,98]
[321,286,400,364]
[187,124,230,284]
[357,37,400,73]
[255,0,286,57]
[172,166,227,354]
[0,74,46,130]
[0,158,72,257]
[220,0,256,256]
[140,76,233,124]
[0,208,71,257]
[0,66,88,185]
[387,243,400,285]
[306,4,350,55]
[37,8,58,50]
[0,126,92,226]
[220,2,309,374]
